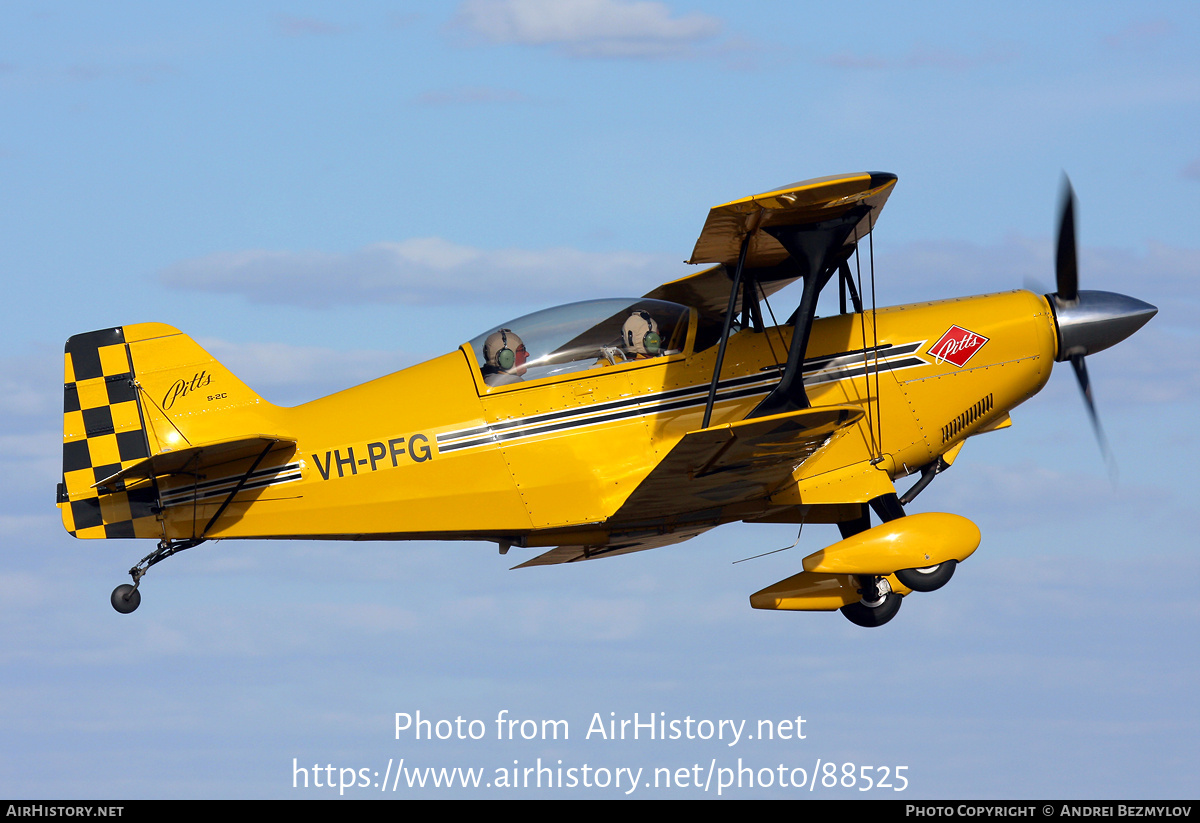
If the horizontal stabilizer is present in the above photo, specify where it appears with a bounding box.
[92,435,296,489]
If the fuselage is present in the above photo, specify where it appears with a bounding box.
[153,289,1057,546]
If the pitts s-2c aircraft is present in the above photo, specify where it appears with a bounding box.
[58,172,1156,625]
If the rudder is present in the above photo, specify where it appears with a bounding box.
[59,326,160,539]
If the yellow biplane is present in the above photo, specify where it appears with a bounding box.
[58,172,1156,625]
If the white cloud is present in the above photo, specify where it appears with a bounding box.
[196,338,416,404]
[452,0,722,58]
[197,339,411,390]
[159,237,682,308]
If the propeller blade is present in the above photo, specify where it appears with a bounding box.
[1069,353,1117,482]
[1056,177,1078,302]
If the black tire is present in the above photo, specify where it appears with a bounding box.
[111,584,141,614]
[895,560,957,593]
[840,591,902,628]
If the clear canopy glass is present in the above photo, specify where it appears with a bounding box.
[467,298,691,385]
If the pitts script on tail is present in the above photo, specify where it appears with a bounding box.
[57,172,1156,625]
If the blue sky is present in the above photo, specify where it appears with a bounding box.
[1,1,1197,798]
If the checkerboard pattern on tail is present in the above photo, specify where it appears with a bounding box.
[59,327,162,539]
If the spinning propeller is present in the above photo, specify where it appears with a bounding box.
[1047,177,1157,477]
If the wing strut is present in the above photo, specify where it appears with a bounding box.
[748,209,867,419]
[701,233,753,429]
[839,259,863,315]
[740,274,764,332]
[197,440,277,538]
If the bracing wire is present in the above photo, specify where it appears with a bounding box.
[854,229,881,459]
[868,212,883,458]
[757,280,785,370]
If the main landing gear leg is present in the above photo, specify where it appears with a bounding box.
[832,506,903,627]
[110,538,205,614]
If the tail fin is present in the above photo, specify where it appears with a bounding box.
[58,323,275,539]
[59,326,158,538]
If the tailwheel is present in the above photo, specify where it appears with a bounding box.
[109,538,205,615]
[840,577,902,628]
[110,584,141,614]
[895,560,957,593]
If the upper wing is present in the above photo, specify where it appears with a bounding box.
[645,172,897,317]
[688,172,897,268]
[514,405,863,568]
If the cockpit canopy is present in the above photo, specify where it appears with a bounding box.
[468,298,691,385]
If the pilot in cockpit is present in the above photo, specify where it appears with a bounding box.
[598,311,665,366]
[622,311,662,359]
[481,328,529,386]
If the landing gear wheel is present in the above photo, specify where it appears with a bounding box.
[108,538,204,615]
[840,591,902,628]
[896,560,957,593]
[111,584,141,614]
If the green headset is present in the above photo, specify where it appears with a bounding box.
[494,328,518,371]
[627,311,662,355]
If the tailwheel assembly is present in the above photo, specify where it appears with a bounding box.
[110,584,141,614]
[109,538,205,614]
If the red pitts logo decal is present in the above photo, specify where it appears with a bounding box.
[928,326,989,367]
